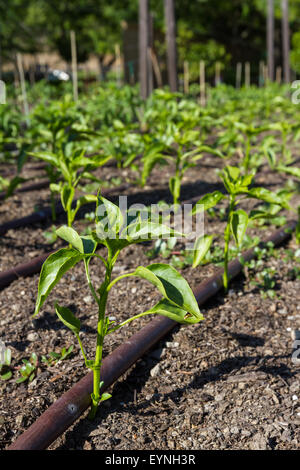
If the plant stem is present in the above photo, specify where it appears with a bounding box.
[244,135,251,173]
[50,191,56,222]
[223,195,235,292]
[89,256,113,419]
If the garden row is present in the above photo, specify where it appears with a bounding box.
[0,80,299,449]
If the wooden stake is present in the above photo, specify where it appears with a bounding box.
[263,63,269,85]
[164,0,178,92]
[236,62,242,89]
[184,61,189,94]
[16,53,29,123]
[267,0,275,81]
[215,61,221,86]
[259,61,265,87]
[147,13,154,95]
[199,60,206,106]
[245,62,251,87]
[70,30,78,101]
[150,49,163,88]
[139,0,149,99]
[281,0,291,83]
[276,66,282,84]
[115,44,122,87]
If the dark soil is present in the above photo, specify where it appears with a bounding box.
[0,154,299,450]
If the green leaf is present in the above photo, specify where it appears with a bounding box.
[230,210,248,247]
[277,165,300,179]
[29,151,59,167]
[192,235,213,268]
[192,191,225,215]
[191,145,225,161]
[61,185,75,212]
[0,371,12,381]
[146,298,203,324]
[34,248,84,316]
[169,176,181,202]
[49,183,61,194]
[5,176,26,199]
[96,194,124,239]
[100,393,112,402]
[134,263,201,319]
[56,226,96,254]
[141,145,167,186]
[247,188,289,208]
[224,166,240,182]
[55,303,80,335]
[124,221,183,243]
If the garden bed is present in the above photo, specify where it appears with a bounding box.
[0,153,299,450]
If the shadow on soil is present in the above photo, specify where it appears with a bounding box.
[54,327,295,449]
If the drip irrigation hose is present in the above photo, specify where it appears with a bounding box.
[7,220,296,450]
[0,179,50,201]
[0,184,130,236]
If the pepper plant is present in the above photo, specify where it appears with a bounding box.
[33,194,203,419]
[191,166,290,291]
[141,127,224,206]
[29,147,109,225]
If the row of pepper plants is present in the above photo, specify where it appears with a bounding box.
[0,79,299,417]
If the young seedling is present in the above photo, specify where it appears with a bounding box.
[16,352,38,384]
[29,147,109,226]
[33,194,203,419]
[191,166,289,292]
[41,345,73,366]
[141,128,224,206]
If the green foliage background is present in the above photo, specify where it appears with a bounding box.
[1,0,300,80]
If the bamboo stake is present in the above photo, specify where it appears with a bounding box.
[70,30,78,101]
[236,62,242,89]
[199,60,206,106]
[184,60,189,94]
[16,53,29,124]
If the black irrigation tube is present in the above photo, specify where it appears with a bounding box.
[0,184,130,236]
[0,193,204,289]
[0,179,50,201]
[7,220,296,450]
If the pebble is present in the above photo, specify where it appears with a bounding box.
[278,308,287,315]
[27,332,38,342]
[230,426,240,435]
[150,364,161,377]
[166,341,179,348]
[131,287,137,294]
[249,432,268,450]
[83,295,93,304]
[215,393,225,402]
[15,414,24,427]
